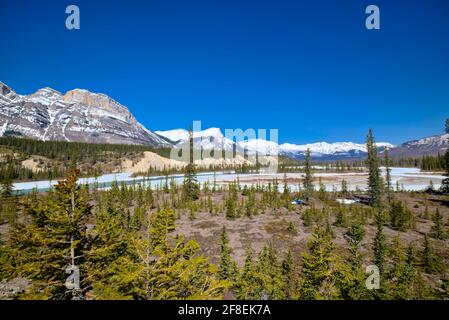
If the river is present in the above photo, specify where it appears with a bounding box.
[12,167,446,194]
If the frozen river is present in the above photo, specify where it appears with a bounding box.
[12,167,446,194]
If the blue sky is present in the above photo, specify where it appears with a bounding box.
[1,0,448,144]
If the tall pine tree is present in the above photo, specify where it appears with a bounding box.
[366,129,382,207]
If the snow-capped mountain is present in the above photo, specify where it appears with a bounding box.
[388,133,449,158]
[156,127,395,160]
[156,128,235,151]
[0,81,171,146]
[279,141,394,160]
[3,80,443,161]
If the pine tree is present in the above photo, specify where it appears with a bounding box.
[256,242,284,299]
[281,250,299,299]
[373,211,386,275]
[334,207,347,227]
[390,201,413,231]
[441,119,449,193]
[303,148,314,200]
[235,247,261,299]
[87,197,130,298]
[282,175,292,209]
[419,234,442,275]
[300,226,339,300]
[384,147,393,203]
[385,236,431,299]
[340,179,348,197]
[225,184,238,219]
[430,208,445,240]
[11,169,91,299]
[366,129,382,207]
[0,177,13,198]
[182,129,200,201]
[340,222,370,299]
[218,226,237,282]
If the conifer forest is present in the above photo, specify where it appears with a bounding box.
[1,126,449,300]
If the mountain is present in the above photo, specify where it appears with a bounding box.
[156,127,395,160]
[0,81,170,146]
[3,81,444,160]
[388,133,449,158]
[156,128,235,151]
[279,141,394,160]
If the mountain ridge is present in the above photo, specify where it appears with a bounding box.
[2,81,447,160]
[0,81,170,146]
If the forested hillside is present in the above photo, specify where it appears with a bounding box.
[0,137,171,181]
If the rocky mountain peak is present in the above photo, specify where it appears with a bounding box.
[0,81,21,106]
[63,89,135,123]
[0,81,170,146]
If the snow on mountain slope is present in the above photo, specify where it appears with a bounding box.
[155,129,190,143]
[280,141,394,159]
[0,82,22,106]
[0,81,170,146]
[388,133,448,158]
[156,127,395,159]
[156,127,235,151]
[238,139,279,155]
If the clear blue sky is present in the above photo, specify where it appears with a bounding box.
[1,0,448,144]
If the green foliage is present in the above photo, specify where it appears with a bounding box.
[281,250,299,299]
[430,208,446,240]
[303,148,314,199]
[390,201,414,231]
[384,148,393,203]
[255,242,284,299]
[218,226,237,282]
[366,129,382,207]
[10,169,91,299]
[235,247,261,299]
[373,211,387,275]
[300,226,339,299]
[384,236,431,299]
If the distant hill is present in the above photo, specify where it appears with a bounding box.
[388,133,449,158]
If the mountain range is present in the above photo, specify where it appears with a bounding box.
[155,128,394,160]
[1,81,447,160]
[0,81,170,146]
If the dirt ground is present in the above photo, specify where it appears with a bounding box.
[173,192,449,269]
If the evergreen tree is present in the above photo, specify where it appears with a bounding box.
[303,148,314,200]
[430,208,445,240]
[11,169,91,299]
[385,236,431,299]
[217,226,237,282]
[390,201,413,231]
[256,242,284,299]
[0,177,13,198]
[419,234,443,275]
[235,247,261,299]
[384,147,393,203]
[182,129,200,201]
[300,226,339,299]
[373,211,387,275]
[87,197,130,298]
[281,250,299,299]
[366,129,382,207]
[340,222,370,299]
[441,119,449,193]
